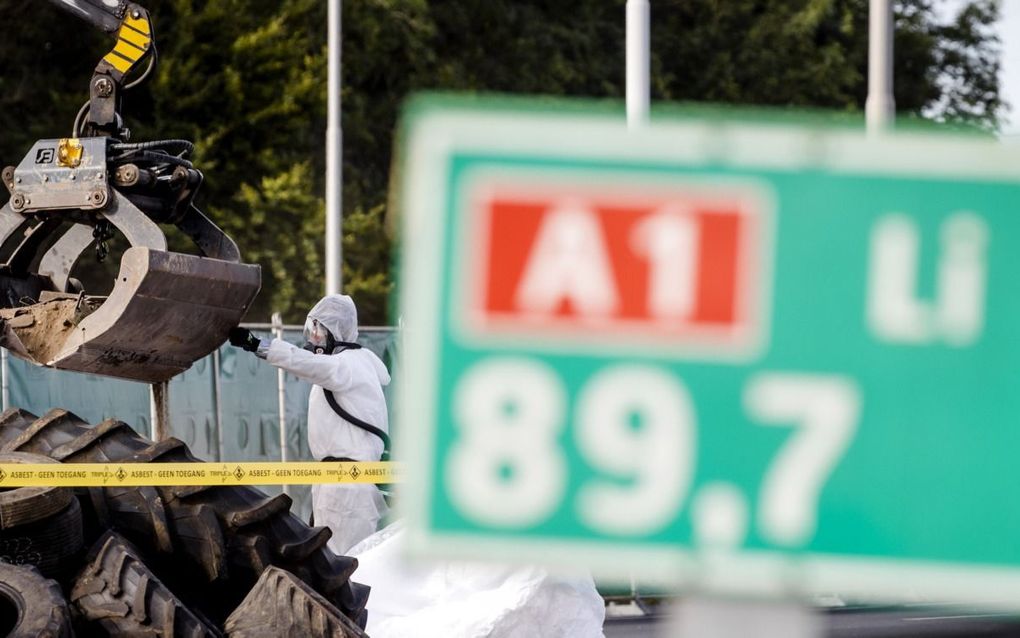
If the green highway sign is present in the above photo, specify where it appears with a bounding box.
[395,96,1020,603]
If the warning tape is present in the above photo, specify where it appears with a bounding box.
[0,462,401,487]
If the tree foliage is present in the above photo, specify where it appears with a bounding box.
[0,0,1005,324]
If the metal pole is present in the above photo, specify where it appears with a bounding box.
[272,312,290,494]
[1,348,9,411]
[325,0,343,295]
[212,348,224,462]
[865,0,894,135]
[149,384,157,440]
[626,0,650,128]
[150,381,170,442]
[672,597,821,638]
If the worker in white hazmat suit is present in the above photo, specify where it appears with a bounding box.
[229,294,390,554]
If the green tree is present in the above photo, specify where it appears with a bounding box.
[140,0,332,322]
[0,0,1006,325]
[342,0,1005,319]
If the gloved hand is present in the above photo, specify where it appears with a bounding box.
[228,327,260,353]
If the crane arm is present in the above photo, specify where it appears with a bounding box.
[48,0,125,33]
[46,0,155,136]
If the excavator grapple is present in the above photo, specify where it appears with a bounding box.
[0,1,261,382]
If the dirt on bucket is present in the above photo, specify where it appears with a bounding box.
[0,298,100,364]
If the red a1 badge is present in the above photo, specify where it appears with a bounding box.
[458,176,774,361]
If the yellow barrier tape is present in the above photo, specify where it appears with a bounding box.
[0,462,400,487]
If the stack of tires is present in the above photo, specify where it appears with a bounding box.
[0,408,369,637]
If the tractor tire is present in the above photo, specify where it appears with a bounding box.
[71,531,219,637]
[0,497,84,582]
[0,563,72,637]
[0,408,369,627]
[0,452,73,528]
[223,566,367,637]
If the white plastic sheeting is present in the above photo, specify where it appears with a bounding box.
[348,522,606,637]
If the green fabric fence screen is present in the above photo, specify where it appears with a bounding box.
[0,327,400,521]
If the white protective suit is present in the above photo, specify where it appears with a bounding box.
[259,295,390,554]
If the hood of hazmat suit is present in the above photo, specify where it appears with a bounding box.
[305,294,360,349]
[264,294,390,554]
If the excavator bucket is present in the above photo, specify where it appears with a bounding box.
[0,4,262,384]
[0,138,261,384]
[0,248,260,383]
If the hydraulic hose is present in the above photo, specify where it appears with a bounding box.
[110,139,195,156]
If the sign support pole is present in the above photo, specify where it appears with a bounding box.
[625,2,648,602]
[626,0,649,128]
[325,0,343,295]
[866,0,895,135]
[672,597,820,638]
[627,6,814,632]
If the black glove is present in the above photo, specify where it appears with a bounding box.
[228,327,260,353]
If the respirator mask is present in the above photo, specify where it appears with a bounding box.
[303,319,337,354]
